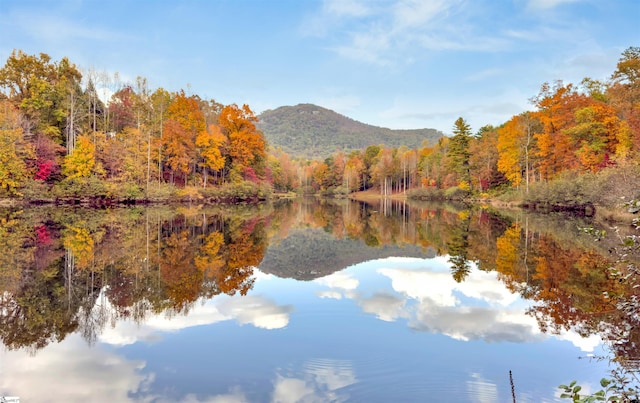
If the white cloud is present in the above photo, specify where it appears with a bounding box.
[271,359,356,403]
[155,389,248,403]
[0,334,151,403]
[314,0,511,66]
[357,292,407,321]
[410,299,544,343]
[454,270,521,307]
[467,373,499,403]
[379,262,459,306]
[315,256,603,352]
[272,377,316,403]
[315,272,359,291]
[99,293,294,346]
[316,290,344,299]
[303,358,357,391]
[218,296,294,330]
[333,28,393,66]
[555,330,601,353]
[0,338,354,403]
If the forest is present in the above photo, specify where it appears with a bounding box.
[0,47,639,206]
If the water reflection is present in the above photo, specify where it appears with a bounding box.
[0,199,638,400]
[315,257,600,352]
[272,359,356,403]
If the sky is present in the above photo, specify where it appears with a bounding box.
[0,0,638,134]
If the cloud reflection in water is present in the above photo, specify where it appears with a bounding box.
[314,256,601,351]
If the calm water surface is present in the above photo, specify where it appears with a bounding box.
[0,199,633,402]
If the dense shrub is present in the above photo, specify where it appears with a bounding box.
[591,164,640,207]
[407,187,444,200]
[444,186,470,200]
[332,186,350,197]
[20,180,52,201]
[215,181,272,201]
[50,176,108,199]
[146,182,180,201]
[108,182,144,200]
[301,186,316,195]
[524,165,640,209]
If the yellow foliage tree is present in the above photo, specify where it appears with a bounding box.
[62,134,96,179]
[0,101,32,194]
[196,124,226,186]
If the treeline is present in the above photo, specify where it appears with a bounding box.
[0,48,639,201]
[0,50,269,200]
[304,47,640,200]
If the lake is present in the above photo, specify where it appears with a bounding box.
[0,198,635,402]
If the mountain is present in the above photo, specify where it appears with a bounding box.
[257,103,444,159]
[258,228,436,281]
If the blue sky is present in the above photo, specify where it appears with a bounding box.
[1,0,638,134]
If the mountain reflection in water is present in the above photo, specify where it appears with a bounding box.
[0,199,637,402]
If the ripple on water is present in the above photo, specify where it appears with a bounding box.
[336,355,469,402]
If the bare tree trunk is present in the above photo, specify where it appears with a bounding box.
[66,90,76,154]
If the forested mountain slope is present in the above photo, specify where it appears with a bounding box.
[258,104,443,159]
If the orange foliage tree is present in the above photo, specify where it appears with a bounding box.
[161,91,205,185]
[532,82,590,179]
[217,104,266,183]
[497,113,540,190]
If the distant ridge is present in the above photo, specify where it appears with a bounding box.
[259,228,436,281]
[257,103,443,159]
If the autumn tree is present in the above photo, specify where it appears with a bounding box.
[608,47,640,155]
[362,145,382,190]
[312,161,330,191]
[108,86,136,133]
[417,137,449,188]
[532,81,590,179]
[398,146,417,192]
[82,70,107,133]
[57,57,87,154]
[329,150,346,190]
[217,104,266,183]
[370,147,397,196]
[344,151,366,192]
[469,125,504,191]
[268,147,299,192]
[0,100,33,194]
[497,113,540,191]
[161,91,205,184]
[118,127,150,185]
[564,102,628,170]
[196,124,227,186]
[149,87,171,182]
[0,50,83,148]
[62,134,98,180]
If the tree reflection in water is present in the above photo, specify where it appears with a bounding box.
[0,199,637,374]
